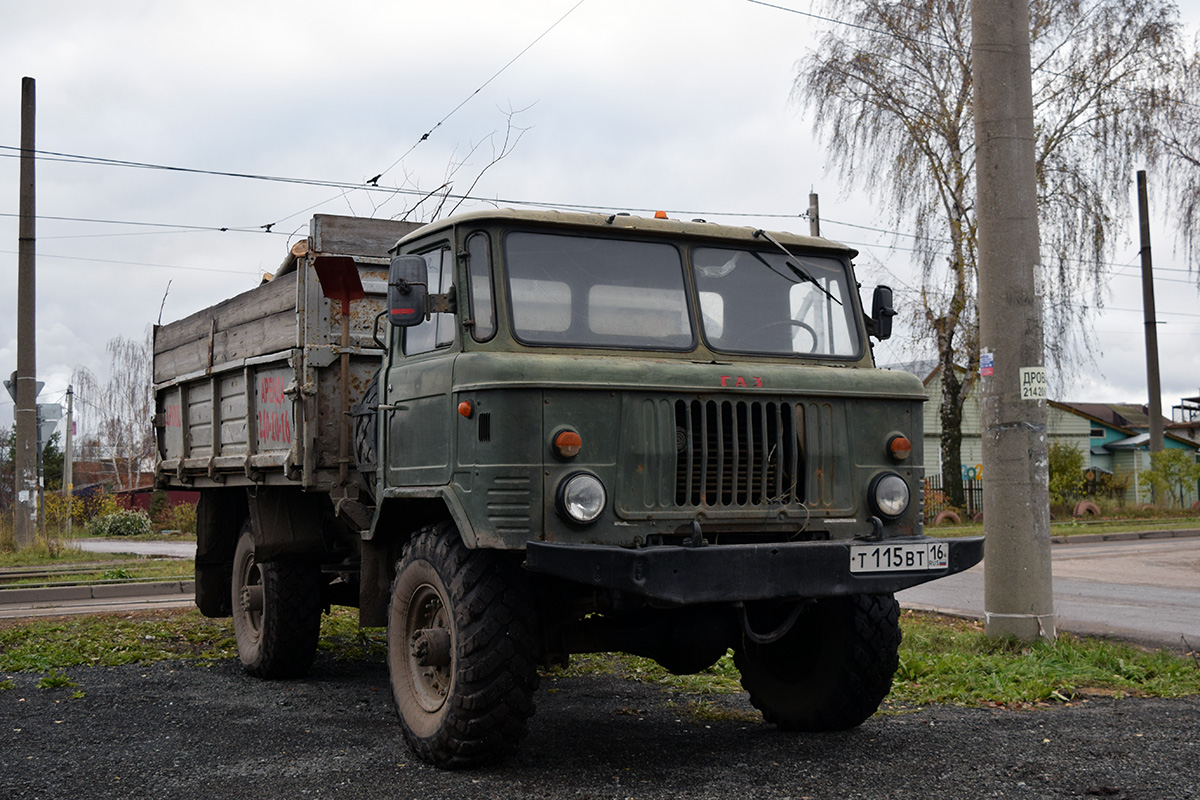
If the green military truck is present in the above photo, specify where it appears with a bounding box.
[154,209,983,768]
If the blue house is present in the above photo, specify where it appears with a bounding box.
[1050,402,1200,506]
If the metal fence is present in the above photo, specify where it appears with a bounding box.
[923,475,983,523]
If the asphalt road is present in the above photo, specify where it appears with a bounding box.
[899,535,1200,650]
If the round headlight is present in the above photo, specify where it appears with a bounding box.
[558,473,607,524]
[869,473,910,519]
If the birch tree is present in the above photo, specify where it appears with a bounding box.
[794,0,1183,507]
[72,332,156,491]
[1161,38,1200,264]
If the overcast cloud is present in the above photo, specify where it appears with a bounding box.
[3,0,1200,432]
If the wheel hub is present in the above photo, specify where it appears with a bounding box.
[410,628,452,667]
[240,584,264,614]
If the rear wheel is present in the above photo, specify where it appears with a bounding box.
[231,523,323,678]
[734,593,901,731]
[388,523,539,768]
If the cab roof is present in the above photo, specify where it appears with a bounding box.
[394,208,859,258]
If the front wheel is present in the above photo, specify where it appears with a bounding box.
[734,593,901,731]
[231,524,323,679]
[388,524,539,768]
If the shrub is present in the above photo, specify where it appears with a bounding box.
[1048,441,1085,503]
[157,502,197,535]
[1144,449,1200,508]
[78,492,120,524]
[87,509,152,538]
[148,491,171,523]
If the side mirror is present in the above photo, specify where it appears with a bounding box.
[388,255,428,327]
[870,285,896,341]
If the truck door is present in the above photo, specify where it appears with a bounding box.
[384,245,455,488]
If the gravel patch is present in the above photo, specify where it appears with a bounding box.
[2,652,1198,799]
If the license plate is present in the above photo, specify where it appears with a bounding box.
[849,542,949,573]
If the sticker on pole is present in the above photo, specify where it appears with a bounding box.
[1019,367,1046,400]
[979,351,994,377]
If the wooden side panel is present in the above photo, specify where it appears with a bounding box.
[153,272,298,383]
[311,215,423,257]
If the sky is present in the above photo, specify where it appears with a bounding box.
[3,0,1200,436]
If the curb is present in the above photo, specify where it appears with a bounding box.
[0,580,195,605]
[1050,528,1200,545]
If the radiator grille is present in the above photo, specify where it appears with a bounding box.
[673,399,801,507]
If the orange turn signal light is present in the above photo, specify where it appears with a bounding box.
[887,434,912,462]
[554,430,583,459]
[458,401,473,419]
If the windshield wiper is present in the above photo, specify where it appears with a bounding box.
[752,229,842,307]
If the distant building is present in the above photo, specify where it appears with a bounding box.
[1051,402,1199,505]
[1170,393,1200,445]
[887,362,1199,506]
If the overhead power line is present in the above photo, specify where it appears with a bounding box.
[0,210,273,236]
[0,248,261,276]
[267,0,588,227]
[375,0,588,183]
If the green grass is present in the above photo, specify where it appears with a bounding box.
[547,610,1200,711]
[887,611,1200,707]
[2,607,1197,717]
[0,609,238,672]
[931,515,1200,538]
[0,547,194,587]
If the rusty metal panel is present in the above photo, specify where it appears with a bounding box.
[252,365,296,454]
[217,372,248,456]
[158,385,185,462]
[186,381,214,458]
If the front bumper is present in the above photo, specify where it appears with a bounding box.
[524,536,984,605]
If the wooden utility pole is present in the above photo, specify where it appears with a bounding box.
[1137,171,1164,454]
[972,1,1056,641]
[14,77,39,549]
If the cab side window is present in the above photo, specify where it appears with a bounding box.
[403,246,454,356]
[466,232,495,342]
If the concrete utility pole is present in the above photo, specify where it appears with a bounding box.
[1137,171,1164,454]
[972,0,1056,641]
[14,77,39,548]
[808,191,820,237]
[64,385,74,536]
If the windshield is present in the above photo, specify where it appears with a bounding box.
[505,232,694,349]
[692,247,862,358]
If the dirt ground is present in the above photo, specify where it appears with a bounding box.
[3,649,1198,799]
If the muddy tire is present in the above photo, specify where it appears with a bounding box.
[388,524,539,768]
[735,593,901,731]
[231,524,323,679]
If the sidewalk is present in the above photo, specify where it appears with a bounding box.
[1049,527,1200,544]
[0,579,196,620]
